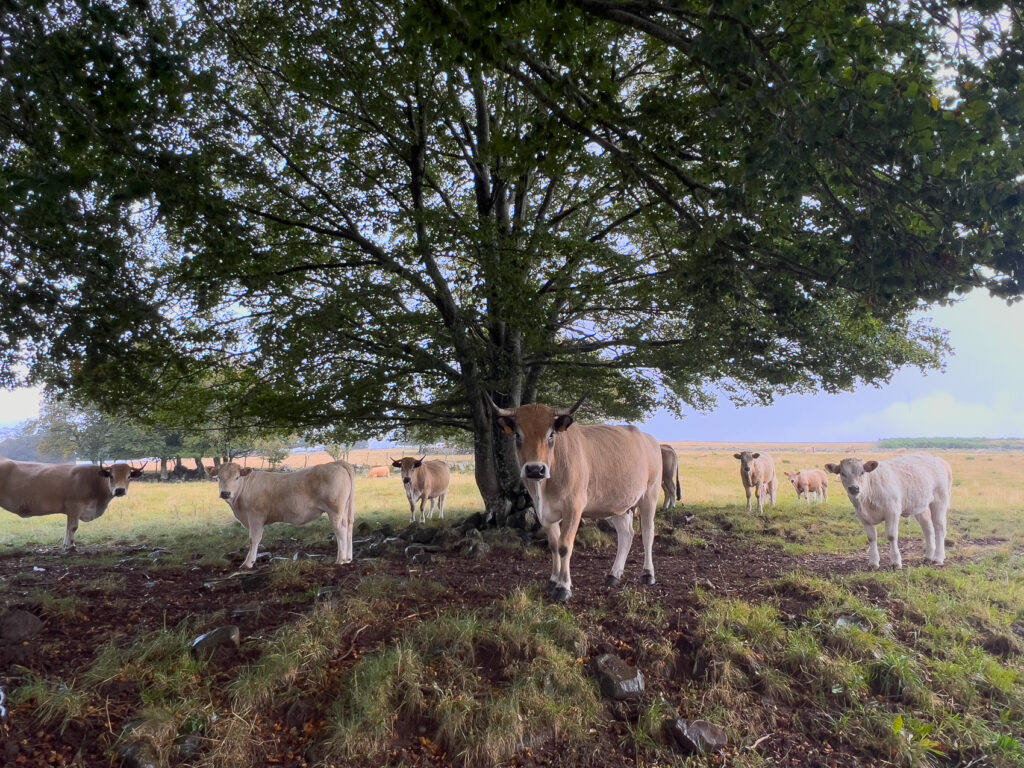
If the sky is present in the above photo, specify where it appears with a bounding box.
[0,289,1020,442]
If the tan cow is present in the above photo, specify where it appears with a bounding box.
[784,469,829,503]
[488,395,661,602]
[825,454,952,569]
[367,466,390,479]
[391,457,451,523]
[734,451,777,514]
[209,461,356,568]
[660,444,682,509]
[0,458,145,550]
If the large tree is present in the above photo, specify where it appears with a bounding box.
[2,0,1022,518]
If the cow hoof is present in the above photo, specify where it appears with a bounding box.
[545,579,558,595]
[605,574,621,588]
[642,571,656,586]
[550,586,572,602]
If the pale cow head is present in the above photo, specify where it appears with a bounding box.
[733,451,761,486]
[208,462,254,501]
[486,394,586,481]
[824,458,878,498]
[391,456,426,487]
[99,462,145,497]
[783,470,799,489]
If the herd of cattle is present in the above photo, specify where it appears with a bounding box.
[0,399,954,600]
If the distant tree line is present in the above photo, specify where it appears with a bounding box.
[877,438,1024,451]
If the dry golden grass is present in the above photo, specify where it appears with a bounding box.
[0,447,1020,550]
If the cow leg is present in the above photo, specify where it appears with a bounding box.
[419,497,427,524]
[640,484,659,585]
[545,520,563,594]
[407,492,416,522]
[744,485,753,513]
[769,478,778,508]
[438,493,446,519]
[242,520,265,569]
[864,522,880,569]
[915,510,935,563]
[884,515,902,569]
[63,513,79,551]
[929,501,948,565]
[328,509,352,565]
[605,511,634,587]
[755,484,765,515]
[552,511,582,602]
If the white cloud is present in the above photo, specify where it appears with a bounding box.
[0,386,42,425]
[834,391,1024,440]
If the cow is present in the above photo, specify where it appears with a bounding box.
[0,459,145,550]
[208,460,356,568]
[825,454,952,569]
[487,394,662,602]
[390,457,451,523]
[367,466,390,479]
[734,451,777,514]
[784,469,829,503]
[660,444,682,509]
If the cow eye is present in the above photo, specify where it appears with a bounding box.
[547,432,555,446]
[515,433,523,448]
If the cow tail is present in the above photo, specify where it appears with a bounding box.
[345,463,356,522]
[675,466,681,501]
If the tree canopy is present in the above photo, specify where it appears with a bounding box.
[2,0,1022,514]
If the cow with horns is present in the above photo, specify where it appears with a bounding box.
[487,394,662,602]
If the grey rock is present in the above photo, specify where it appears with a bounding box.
[149,548,172,559]
[462,540,491,559]
[410,526,438,545]
[405,544,426,558]
[171,732,204,763]
[315,587,340,601]
[663,718,728,755]
[411,552,432,565]
[191,625,241,658]
[591,654,645,701]
[0,610,44,641]
[835,615,868,631]
[115,742,160,768]
[231,606,261,621]
[460,512,485,531]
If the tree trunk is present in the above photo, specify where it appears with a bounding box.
[193,457,207,478]
[212,455,221,468]
[471,389,527,526]
[159,456,169,481]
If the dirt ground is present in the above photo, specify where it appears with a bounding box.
[0,526,1001,768]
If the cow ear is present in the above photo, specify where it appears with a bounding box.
[391,459,402,467]
[497,416,516,435]
[414,459,424,468]
[553,414,574,432]
[733,453,742,460]
[824,463,840,474]
[129,468,143,478]
[751,452,760,459]
[207,466,218,477]
[98,468,113,478]
[240,467,254,476]
[864,461,879,472]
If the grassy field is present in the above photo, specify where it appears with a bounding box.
[1,448,1023,767]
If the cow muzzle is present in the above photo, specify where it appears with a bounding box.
[113,488,126,497]
[220,491,232,500]
[402,477,411,485]
[522,462,550,480]
[847,485,860,496]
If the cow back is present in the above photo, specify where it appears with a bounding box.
[864,454,951,516]
[751,454,776,486]
[413,461,451,499]
[0,459,110,518]
[231,461,355,524]
[548,425,661,517]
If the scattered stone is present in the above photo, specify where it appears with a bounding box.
[190,625,241,658]
[591,654,645,701]
[148,548,172,559]
[354,520,374,537]
[834,615,868,631]
[115,742,160,768]
[460,512,485,531]
[461,540,491,559]
[231,606,261,621]
[411,552,432,565]
[0,609,44,642]
[315,587,340,601]
[432,527,463,550]
[171,732,204,763]
[663,719,728,755]
[410,526,438,545]
[292,552,326,561]
[355,538,384,557]
[32,566,45,572]
[404,544,426,558]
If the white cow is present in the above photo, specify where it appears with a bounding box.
[734,451,777,514]
[209,461,356,568]
[825,454,952,569]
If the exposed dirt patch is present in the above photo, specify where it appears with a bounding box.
[0,529,1010,767]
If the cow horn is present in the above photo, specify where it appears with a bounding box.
[483,390,514,417]
[418,455,426,463]
[555,394,588,417]
[138,459,149,472]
